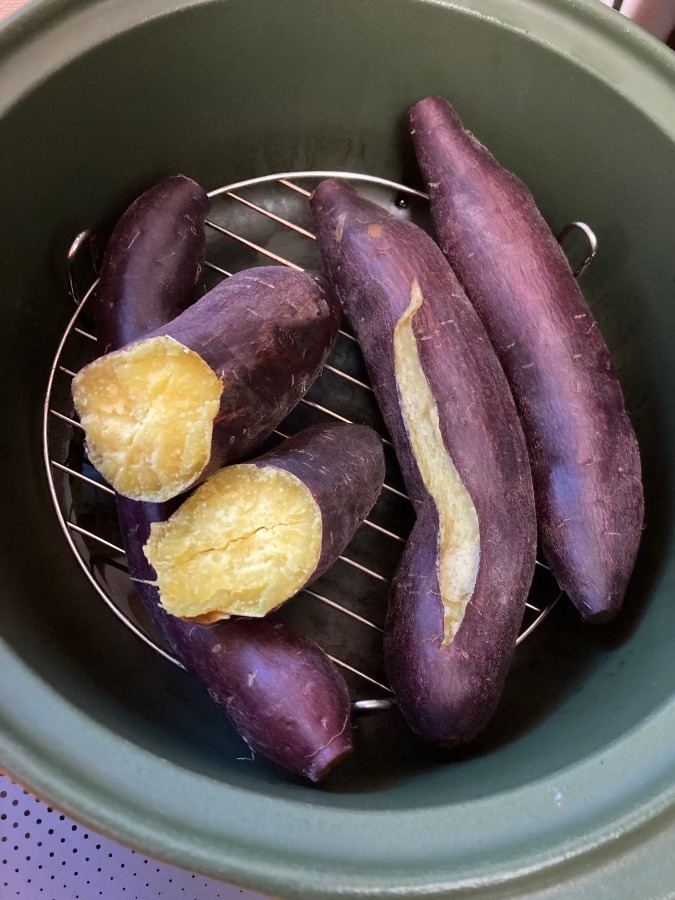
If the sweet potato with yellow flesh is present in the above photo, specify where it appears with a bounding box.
[72,267,340,502]
[73,336,222,501]
[90,180,353,780]
[409,96,644,622]
[119,496,353,781]
[144,422,384,623]
[311,179,536,745]
[146,467,321,622]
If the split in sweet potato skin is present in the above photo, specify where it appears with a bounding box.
[388,500,521,746]
[409,96,644,623]
[143,422,385,623]
[311,178,536,745]
[118,496,352,781]
[95,174,209,354]
[73,266,341,502]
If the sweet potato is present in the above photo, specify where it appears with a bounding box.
[95,174,209,353]
[409,96,644,622]
[311,178,536,745]
[118,496,352,781]
[90,179,353,780]
[73,266,340,502]
[144,422,385,623]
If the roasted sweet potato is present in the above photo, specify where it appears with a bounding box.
[409,96,644,622]
[89,180,353,780]
[73,267,340,502]
[95,174,209,354]
[311,179,536,745]
[119,496,352,781]
[144,422,385,622]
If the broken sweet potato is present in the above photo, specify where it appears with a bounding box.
[92,179,353,780]
[73,266,340,502]
[311,178,537,745]
[409,96,644,622]
[119,496,352,781]
[143,422,385,623]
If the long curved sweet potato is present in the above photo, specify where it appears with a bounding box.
[95,174,209,353]
[118,496,352,781]
[311,179,536,745]
[73,267,340,502]
[144,422,385,622]
[88,178,353,779]
[409,96,644,622]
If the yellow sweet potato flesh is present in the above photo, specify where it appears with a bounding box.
[394,280,480,644]
[144,465,322,621]
[72,336,222,502]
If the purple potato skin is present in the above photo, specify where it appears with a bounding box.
[409,97,644,623]
[311,179,536,745]
[252,422,385,581]
[96,185,353,780]
[96,175,209,354]
[388,501,522,745]
[141,266,341,484]
[117,497,352,782]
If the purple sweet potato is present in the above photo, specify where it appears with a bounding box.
[409,96,644,622]
[73,266,340,502]
[118,496,352,781]
[311,178,536,745]
[143,422,385,623]
[95,174,209,353]
[88,179,353,780]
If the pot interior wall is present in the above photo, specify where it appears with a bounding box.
[0,0,673,815]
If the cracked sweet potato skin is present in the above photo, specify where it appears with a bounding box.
[311,179,536,745]
[142,266,341,484]
[409,96,644,622]
[96,174,209,354]
[388,500,523,746]
[254,422,385,579]
[118,496,352,781]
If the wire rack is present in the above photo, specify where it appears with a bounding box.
[42,171,596,709]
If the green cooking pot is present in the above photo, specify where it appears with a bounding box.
[1,0,674,896]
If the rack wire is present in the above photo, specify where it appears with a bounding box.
[43,171,596,708]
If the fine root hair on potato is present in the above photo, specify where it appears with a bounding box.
[143,464,322,621]
[394,280,480,644]
[72,335,222,502]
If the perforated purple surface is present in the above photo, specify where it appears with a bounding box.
[1,777,268,899]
